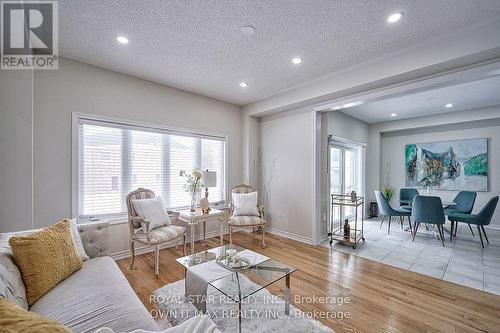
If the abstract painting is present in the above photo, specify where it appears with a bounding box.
[405,138,488,191]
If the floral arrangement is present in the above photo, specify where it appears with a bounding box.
[383,187,394,202]
[179,169,204,194]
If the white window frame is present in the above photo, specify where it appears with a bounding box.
[71,112,229,222]
[327,135,366,230]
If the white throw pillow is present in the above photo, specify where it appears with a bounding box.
[132,196,171,230]
[69,218,90,261]
[232,191,259,216]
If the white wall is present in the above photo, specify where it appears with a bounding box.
[320,111,369,237]
[381,121,500,225]
[0,70,34,232]
[366,106,500,226]
[259,108,316,243]
[1,57,243,256]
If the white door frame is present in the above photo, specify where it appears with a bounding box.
[326,135,366,233]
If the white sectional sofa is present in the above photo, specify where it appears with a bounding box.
[0,221,158,333]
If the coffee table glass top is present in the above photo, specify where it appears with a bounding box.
[176,245,297,302]
[176,244,236,268]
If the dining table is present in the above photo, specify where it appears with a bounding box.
[400,199,456,208]
[400,198,456,238]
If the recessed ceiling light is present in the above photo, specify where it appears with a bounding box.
[445,103,454,108]
[239,82,248,88]
[387,12,403,23]
[292,57,303,65]
[116,36,129,44]
[241,26,255,36]
[390,113,397,117]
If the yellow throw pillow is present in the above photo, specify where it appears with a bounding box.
[8,219,83,305]
[0,296,70,332]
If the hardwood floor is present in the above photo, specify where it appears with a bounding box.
[117,232,500,332]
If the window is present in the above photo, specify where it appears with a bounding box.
[328,137,365,229]
[75,115,227,220]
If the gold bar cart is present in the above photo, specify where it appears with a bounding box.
[329,194,365,249]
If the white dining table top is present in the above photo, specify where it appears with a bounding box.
[401,198,456,207]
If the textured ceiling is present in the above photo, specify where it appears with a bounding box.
[58,0,500,105]
[341,75,500,123]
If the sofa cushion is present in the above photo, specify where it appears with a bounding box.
[9,219,83,305]
[30,256,158,333]
[77,221,111,259]
[69,218,90,261]
[0,221,109,311]
[0,234,28,310]
[0,296,71,332]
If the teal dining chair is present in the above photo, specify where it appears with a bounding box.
[411,195,446,247]
[375,191,411,234]
[399,188,419,211]
[448,196,499,248]
[444,191,477,240]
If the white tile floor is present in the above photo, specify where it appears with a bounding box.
[322,217,500,295]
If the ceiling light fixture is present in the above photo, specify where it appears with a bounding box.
[116,36,129,44]
[387,12,403,23]
[445,103,454,108]
[239,82,248,88]
[292,57,303,65]
[390,113,397,117]
[241,26,255,36]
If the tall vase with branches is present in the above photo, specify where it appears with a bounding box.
[254,149,276,215]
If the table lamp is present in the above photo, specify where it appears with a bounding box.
[200,170,217,213]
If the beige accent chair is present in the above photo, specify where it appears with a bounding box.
[126,188,187,278]
[228,184,266,247]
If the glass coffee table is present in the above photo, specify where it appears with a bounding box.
[175,245,297,333]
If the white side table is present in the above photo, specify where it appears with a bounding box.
[177,208,227,256]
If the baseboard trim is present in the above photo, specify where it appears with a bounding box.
[265,227,313,245]
[111,228,229,260]
[112,226,316,259]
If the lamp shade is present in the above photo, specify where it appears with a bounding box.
[201,170,217,187]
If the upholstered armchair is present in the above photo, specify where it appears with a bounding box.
[126,188,187,278]
[228,184,266,247]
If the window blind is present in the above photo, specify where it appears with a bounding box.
[77,118,226,219]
